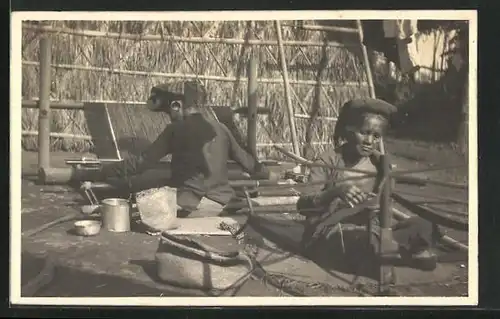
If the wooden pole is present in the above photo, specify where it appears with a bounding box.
[22,60,367,87]
[23,130,92,140]
[355,21,394,292]
[377,154,398,294]
[23,23,359,48]
[274,20,301,157]
[283,23,359,34]
[379,155,393,229]
[38,35,52,182]
[22,100,274,112]
[103,104,122,160]
[356,20,376,98]
[247,53,258,158]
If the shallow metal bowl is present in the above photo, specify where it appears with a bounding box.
[73,220,101,236]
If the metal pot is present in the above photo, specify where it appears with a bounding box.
[101,198,131,232]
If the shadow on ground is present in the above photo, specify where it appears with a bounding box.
[21,251,205,297]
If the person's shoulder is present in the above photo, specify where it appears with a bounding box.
[210,106,234,118]
[214,120,232,133]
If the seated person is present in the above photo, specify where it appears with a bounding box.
[147,81,261,199]
[102,81,275,219]
[297,98,443,271]
[148,82,255,159]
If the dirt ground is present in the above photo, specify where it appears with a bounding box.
[17,151,469,299]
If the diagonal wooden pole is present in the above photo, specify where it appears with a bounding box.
[274,20,301,158]
[356,20,376,98]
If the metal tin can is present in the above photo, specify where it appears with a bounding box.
[101,198,131,232]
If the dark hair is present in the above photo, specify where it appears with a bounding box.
[333,100,353,147]
[183,81,208,110]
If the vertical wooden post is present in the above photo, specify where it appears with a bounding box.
[247,52,258,158]
[356,20,376,98]
[378,153,397,294]
[355,20,396,292]
[275,20,301,157]
[38,35,52,182]
[379,155,393,228]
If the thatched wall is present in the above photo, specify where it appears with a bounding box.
[21,20,466,160]
[21,20,370,160]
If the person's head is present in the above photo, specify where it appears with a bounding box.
[146,82,185,122]
[146,81,208,122]
[334,98,397,158]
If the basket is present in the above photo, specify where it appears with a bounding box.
[155,232,254,291]
[135,186,178,231]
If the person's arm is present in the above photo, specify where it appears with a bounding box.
[139,124,174,169]
[102,125,174,178]
[213,106,254,156]
[219,122,269,178]
[296,153,338,214]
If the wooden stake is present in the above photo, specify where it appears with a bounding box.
[247,53,258,158]
[38,35,52,182]
[274,20,301,157]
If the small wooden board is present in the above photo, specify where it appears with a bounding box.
[165,216,240,236]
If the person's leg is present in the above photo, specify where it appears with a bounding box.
[207,185,248,216]
[393,216,442,271]
[176,188,203,218]
[361,213,441,271]
[176,187,228,218]
[192,197,225,217]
